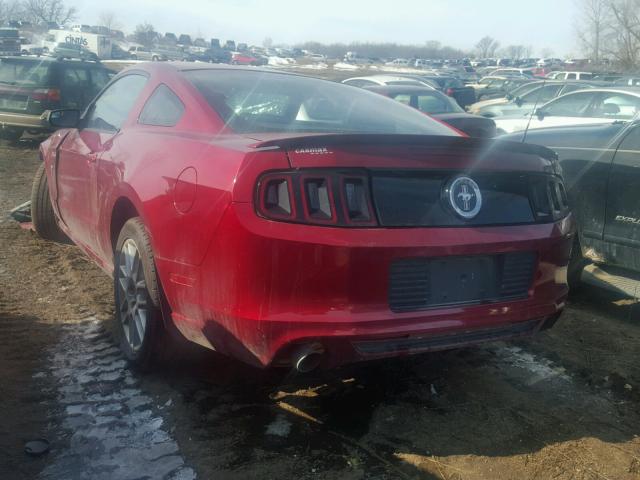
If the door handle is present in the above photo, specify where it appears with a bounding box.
[87,152,98,163]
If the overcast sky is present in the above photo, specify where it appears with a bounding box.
[67,0,579,56]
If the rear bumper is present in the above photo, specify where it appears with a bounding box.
[0,111,49,130]
[158,204,574,369]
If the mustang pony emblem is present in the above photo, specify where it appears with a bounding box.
[447,176,482,219]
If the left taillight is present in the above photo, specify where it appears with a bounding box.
[256,170,377,227]
[31,88,61,103]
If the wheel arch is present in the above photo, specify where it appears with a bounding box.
[110,196,140,253]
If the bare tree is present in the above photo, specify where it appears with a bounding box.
[575,0,612,63]
[97,10,121,31]
[133,22,157,47]
[607,0,640,68]
[21,0,76,25]
[475,36,500,58]
[0,0,21,24]
[504,45,526,59]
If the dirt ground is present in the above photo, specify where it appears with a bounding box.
[1,140,640,480]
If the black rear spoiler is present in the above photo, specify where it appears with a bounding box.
[252,134,558,162]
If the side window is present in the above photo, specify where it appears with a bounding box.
[62,67,89,86]
[392,94,411,106]
[139,84,185,127]
[566,73,577,80]
[542,92,594,117]
[592,93,640,119]
[60,67,89,109]
[560,84,583,94]
[417,94,450,113]
[85,74,147,132]
[521,84,563,103]
[89,69,110,96]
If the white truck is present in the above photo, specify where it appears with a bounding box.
[42,29,112,59]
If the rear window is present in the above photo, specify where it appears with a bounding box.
[184,70,457,136]
[0,59,51,87]
[139,84,184,126]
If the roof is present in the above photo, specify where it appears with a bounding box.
[567,86,640,95]
[364,85,444,94]
[342,74,424,82]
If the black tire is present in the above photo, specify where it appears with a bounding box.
[114,217,164,370]
[568,239,587,291]
[0,128,23,141]
[30,163,69,243]
[152,55,159,62]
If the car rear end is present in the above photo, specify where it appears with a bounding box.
[169,69,573,371]
[0,57,58,133]
[433,112,497,137]
[441,77,476,108]
[185,135,573,370]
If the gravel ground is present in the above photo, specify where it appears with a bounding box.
[1,140,640,480]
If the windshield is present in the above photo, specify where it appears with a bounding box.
[0,59,50,87]
[185,69,457,135]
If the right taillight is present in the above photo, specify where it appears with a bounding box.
[529,176,569,222]
[256,170,377,227]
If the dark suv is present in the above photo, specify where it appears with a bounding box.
[0,56,112,140]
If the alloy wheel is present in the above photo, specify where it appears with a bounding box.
[117,238,149,351]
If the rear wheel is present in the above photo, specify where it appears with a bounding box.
[152,55,159,61]
[114,218,164,370]
[30,163,69,243]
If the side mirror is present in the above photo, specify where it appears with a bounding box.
[535,108,546,120]
[48,109,80,128]
[515,96,523,107]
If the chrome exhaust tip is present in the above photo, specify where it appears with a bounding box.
[291,342,325,373]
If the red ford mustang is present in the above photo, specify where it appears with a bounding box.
[32,63,574,372]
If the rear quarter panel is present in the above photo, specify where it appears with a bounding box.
[97,129,249,267]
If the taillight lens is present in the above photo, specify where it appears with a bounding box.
[31,88,61,103]
[529,176,569,221]
[445,88,455,96]
[258,175,295,220]
[256,170,377,227]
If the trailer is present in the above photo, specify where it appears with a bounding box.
[42,29,112,59]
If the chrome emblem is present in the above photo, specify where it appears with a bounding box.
[447,176,482,219]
